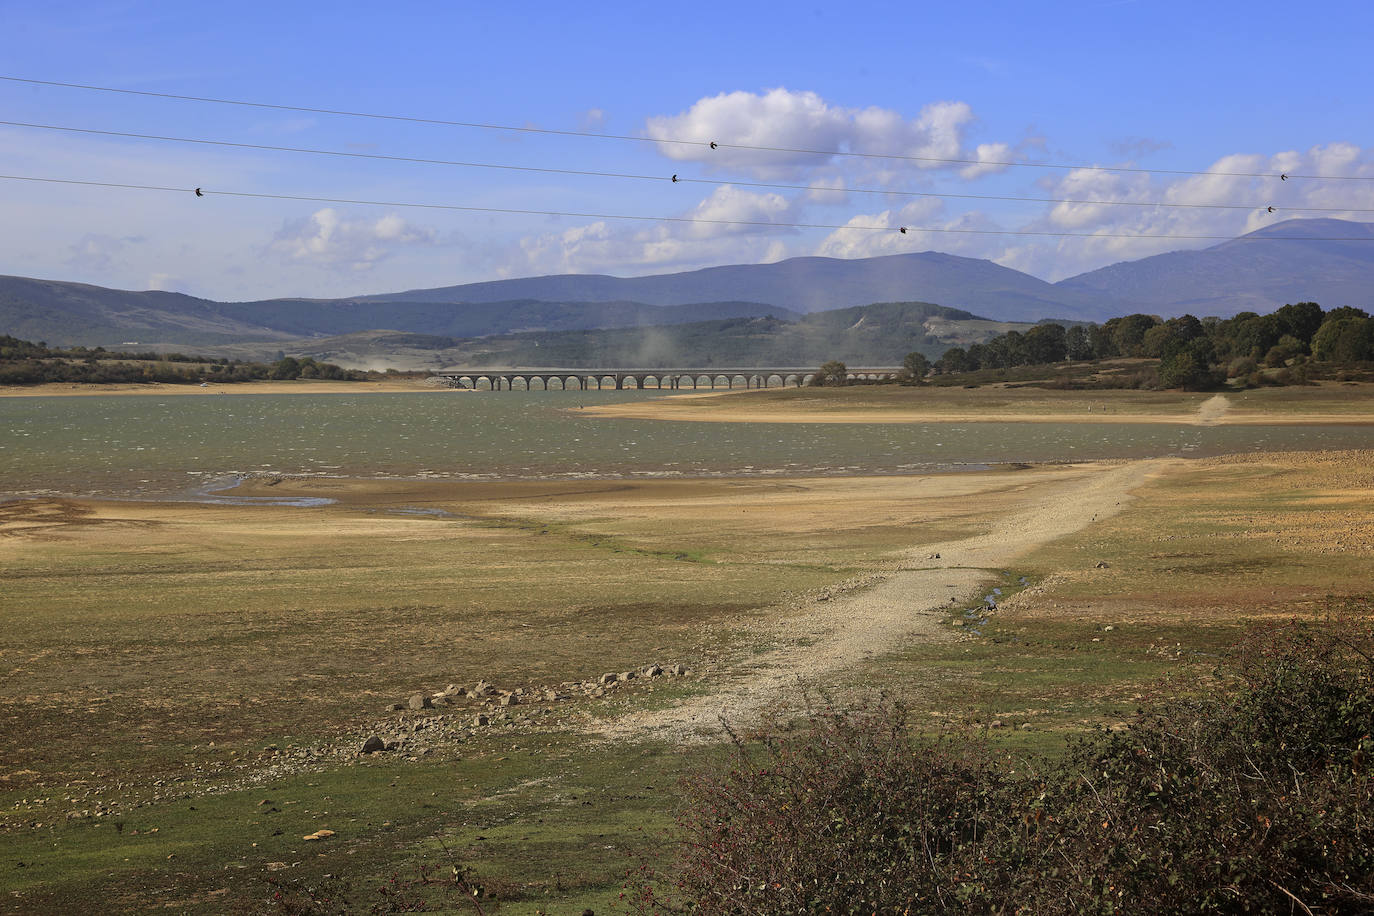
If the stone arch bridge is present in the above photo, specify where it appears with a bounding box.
[437,366,901,391]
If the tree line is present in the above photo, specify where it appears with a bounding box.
[0,336,365,385]
[923,302,1372,389]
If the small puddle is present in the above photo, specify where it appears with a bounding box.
[386,506,459,519]
[191,477,336,508]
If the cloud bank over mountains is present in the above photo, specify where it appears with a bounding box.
[513,88,1374,286]
[3,81,1372,300]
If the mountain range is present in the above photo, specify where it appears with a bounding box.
[2,218,1371,353]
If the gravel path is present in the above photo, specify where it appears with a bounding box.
[597,458,1174,743]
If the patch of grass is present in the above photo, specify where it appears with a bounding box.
[3,730,705,913]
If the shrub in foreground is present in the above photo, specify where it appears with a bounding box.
[632,621,1373,914]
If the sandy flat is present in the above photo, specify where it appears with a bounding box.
[579,389,1374,426]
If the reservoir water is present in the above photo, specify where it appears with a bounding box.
[2,389,1371,501]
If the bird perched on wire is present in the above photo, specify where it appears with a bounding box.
[1267,206,1275,213]
[671,174,678,182]
[899,226,907,234]
[709,141,717,150]
[194,187,203,197]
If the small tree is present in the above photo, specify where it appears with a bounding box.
[899,351,930,384]
[810,360,848,386]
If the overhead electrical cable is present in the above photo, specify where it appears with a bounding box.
[2,119,1368,215]
[4,74,1371,182]
[5,173,1374,243]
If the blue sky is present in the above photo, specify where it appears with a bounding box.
[2,0,1372,300]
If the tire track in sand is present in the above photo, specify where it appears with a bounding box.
[597,458,1176,743]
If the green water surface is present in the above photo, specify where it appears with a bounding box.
[2,389,1370,500]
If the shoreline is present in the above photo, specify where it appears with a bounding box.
[0,378,467,397]
[0,461,1021,509]
[577,387,1374,426]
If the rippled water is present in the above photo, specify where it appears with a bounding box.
[1,389,1370,501]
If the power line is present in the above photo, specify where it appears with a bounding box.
[4,119,1369,215]
[6,173,1374,243]
[4,74,1370,182]
[0,119,672,183]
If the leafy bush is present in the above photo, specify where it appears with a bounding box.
[634,621,1374,914]
[1227,356,1258,379]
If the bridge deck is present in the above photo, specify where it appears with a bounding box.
[435,366,901,391]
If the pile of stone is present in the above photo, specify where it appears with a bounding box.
[361,662,691,756]
[386,663,689,714]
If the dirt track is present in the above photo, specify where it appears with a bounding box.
[598,458,1175,742]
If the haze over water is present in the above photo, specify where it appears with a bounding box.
[3,390,1370,502]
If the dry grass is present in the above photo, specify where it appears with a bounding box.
[5,451,1373,911]
[863,450,1374,747]
[0,472,1006,810]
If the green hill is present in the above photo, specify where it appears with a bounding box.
[282,301,1045,370]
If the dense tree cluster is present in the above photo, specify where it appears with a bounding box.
[0,336,363,385]
[924,302,1372,389]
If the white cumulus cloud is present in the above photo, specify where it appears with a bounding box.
[516,186,799,275]
[268,208,436,272]
[959,142,1015,179]
[645,89,994,180]
[1004,143,1374,280]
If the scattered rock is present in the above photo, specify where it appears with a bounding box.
[498,694,518,707]
[302,829,335,841]
[1095,561,1111,569]
[408,693,432,710]
[473,714,489,727]
[387,703,404,712]
[360,736,386,755]
[642,664,662,678]
[668,664,686,676]
[617,671,636,682]
[599,673,617,686]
